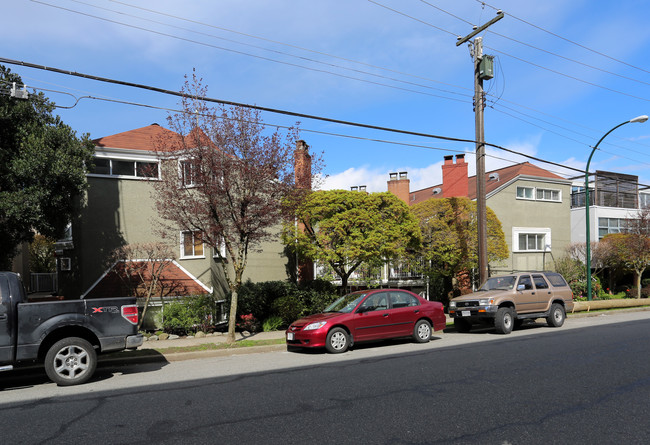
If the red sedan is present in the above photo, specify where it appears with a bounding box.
[286,289,446,353]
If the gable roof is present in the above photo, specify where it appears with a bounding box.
[410,162,567,206]
[83,260,211,299]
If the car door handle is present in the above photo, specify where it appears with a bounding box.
[383,313,389,317]
[414,309,420,314]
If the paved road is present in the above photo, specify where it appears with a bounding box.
[2,311,649,444]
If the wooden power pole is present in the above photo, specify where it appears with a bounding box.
[456,10,503,286]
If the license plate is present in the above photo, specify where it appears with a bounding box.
[462,311,471,317]
[287,332,294,341]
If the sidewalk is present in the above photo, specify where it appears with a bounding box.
[106,301,650,365]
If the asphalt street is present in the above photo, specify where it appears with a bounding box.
[1,310,649,444]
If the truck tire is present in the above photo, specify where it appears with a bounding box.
[494,307,514,334]
[44,337,97,386]
[546,303,566,328]
[454,317,472,333]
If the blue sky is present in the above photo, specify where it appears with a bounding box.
[3,0,650,193]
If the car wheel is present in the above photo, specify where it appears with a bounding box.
[413,319,432,343]
[494,307,514,334]
[454,317,472,333]
[546,303,565,327]
[44,337,97,386]
[325,327,349,353]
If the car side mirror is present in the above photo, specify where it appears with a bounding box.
[356,306,369,314]
[517,284,525,291]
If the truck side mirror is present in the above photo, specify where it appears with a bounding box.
[517,284,525,291]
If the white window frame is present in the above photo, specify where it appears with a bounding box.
[212,237,227,259]
[179,158,200,188]
[88,156,160,180]
[512,227,551,252]
[180,230,205,259]
[516,186,534,200]
[598,217,623,240]
[516,186,561,203]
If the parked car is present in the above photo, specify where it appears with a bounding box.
[448,271,574,334]
[286,289,447,353]
[1,271,143,386]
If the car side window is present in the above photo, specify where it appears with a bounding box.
[518,275,533,290]
[359,293,388,312]
[389,292,419,309]
[532,274,549,289]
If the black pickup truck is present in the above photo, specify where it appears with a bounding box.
[0,271,143,385]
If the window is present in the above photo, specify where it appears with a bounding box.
[359,292,388,312]
[513,227,551,252]
[180,159,200,187]
[598,218,623,239]
[389,292,419,309]
[516,186,561,202]
[181,231,204,258]
[516,186,534,200]
[89,157,159,179]
[532,274,549,289]
[518,275,533,290]
[518,233,545,251]
[536,188,560,202]
[640,193,650,209]
[545,272,568,287]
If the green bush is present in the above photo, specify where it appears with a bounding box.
[227,279,338,324]
[162,294,218,335]
[263,315,284,332]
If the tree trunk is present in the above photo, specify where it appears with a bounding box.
[227,289,238,343]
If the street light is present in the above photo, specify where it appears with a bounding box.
[584,115,648,301]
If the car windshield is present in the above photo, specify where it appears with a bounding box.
[479,276,516,291]
[323,292,368,314]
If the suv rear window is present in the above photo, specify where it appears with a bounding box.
[544,272,568,287]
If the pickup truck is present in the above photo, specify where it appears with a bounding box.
[448,271,574,334]
[1,271,143,385]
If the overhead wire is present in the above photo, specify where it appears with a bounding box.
[0,55,588,176]
[475,0,650,76]
[107,0,473,95]
[31,0,471,104]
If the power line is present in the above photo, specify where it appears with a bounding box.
[31,0,471,104]
[108,0,473,95]
[475,0,650,76]
[0,56,586,175]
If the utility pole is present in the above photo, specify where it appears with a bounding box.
[456,10,503,286]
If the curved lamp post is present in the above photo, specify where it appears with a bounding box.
[585,115,648,301]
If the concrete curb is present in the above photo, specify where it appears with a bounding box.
[100,299,650,366]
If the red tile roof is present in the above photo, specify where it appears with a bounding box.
[410,162,566,206]
[84,260,210,299]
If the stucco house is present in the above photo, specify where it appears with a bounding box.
[389,154,573,275]
[55,124,310,309]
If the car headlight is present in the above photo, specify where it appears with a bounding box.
[304,321,327,331]
[479,298,494,306]
[449,301,456,309]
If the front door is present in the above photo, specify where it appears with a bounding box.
[353,292,392,341]
[514,275,537,314]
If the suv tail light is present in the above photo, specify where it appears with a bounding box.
[121,304,139,325]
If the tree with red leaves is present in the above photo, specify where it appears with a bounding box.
[152,72,318,342]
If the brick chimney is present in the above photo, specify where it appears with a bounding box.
[442,154,468,197]
[294,140,313,284]
[387,172,410,204]
[294,140,312,190]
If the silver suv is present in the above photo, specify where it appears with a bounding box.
[449,272,574,334]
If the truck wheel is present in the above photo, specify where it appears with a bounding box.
[45,337,97,386]
[494,307,514,334]
[546,303,566,328]
[454,317,472,333]
[413,319,432,343]
[325,328,349,353]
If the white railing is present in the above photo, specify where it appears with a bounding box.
[30,273,57,293]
